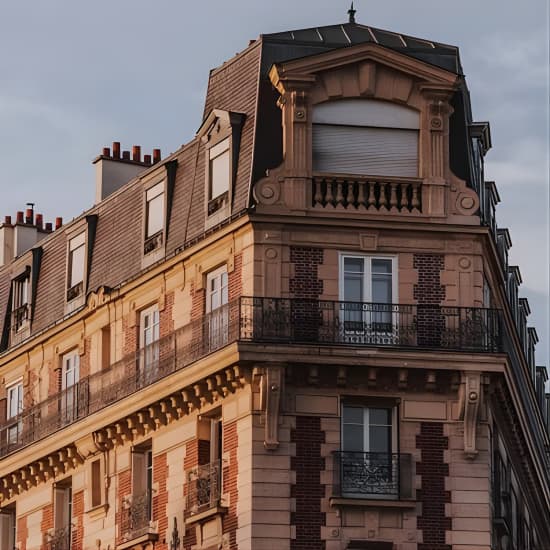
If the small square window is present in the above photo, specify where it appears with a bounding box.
[67,232,85,301]
[144,182,165,255]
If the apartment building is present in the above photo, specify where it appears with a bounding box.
[0,12,549,550]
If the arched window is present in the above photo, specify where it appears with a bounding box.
[312,99,419,177]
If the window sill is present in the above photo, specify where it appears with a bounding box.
[85,502,109,520]
[184,505,227,526]
[116,531,158,550]
[330,497,416,509]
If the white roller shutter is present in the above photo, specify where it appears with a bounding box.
[313,124,418,177]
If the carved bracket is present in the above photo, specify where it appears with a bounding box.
[260,365,284,450]
[458,371,482,459]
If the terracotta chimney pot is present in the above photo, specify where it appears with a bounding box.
[112,141,121,159]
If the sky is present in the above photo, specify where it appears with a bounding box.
[0,0,548,365]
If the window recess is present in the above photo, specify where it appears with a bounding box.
[67,232,85,301]
[144,182,165,255]
[208,139,230,215]
[11,270,30,333]
[312,99,419,178]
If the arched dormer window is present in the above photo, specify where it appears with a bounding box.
[312,99,419,177]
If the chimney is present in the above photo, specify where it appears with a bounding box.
[153,149,161,164]
[45,222,53,231]
[16,211,24,224]
[94,142,154,204]
[55,217,63,230]
[4,215,11,225]
[35,213,43,230]
[25,208,33,225]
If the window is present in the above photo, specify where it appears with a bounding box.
[67,233,85,301]
[124,443,153,538]
[339,404,398,499]
[138,306,160,386]
[339,255,398,343]
[144,182,165,255]
[0,505,16,549]
[206,266,229,350]
[208,139,230,215]
[90,458,102,509]
[313,99,419,177]
[52,480,72,548]
[12,273,30,332]
[6,381,23,447]
[60,351,80,425]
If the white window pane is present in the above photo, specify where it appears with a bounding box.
[210,150,230,199]
[372,259,392,274]
[209,139,230,159]
[372,275,392,303]
[146,182,164,201]
[344,277,363,302]
[343,424,364,452]
[70,245,85,287]
[344,258,364,274]
[370,408,391,425]
[147,193,164,237]
[343,406,363,424]
[369,425,391,453]
[69,233,85,251]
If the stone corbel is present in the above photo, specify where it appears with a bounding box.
[458,371,482,459]
[260,365,284,450]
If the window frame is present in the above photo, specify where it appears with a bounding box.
[143,180,166,257]
[11,271,30,333]
[60,350,81,425]
[138,305,160,386]
[67,232,86,302]
[205,266,229,351]
[6,379,23,446]
[205,132,233,224]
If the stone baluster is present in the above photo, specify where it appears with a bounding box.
[367,181,376,210]
[357,180,366,208]
[390,183,398,211]
[313,179,323,206]
[325,178,335,206]
[411,182,420,212]
[379,182,388,211]
[335,181,344,206]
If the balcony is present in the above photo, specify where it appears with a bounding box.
[0,297,502,459]
[45,526,71,550]
[120,491,157,544]
[185,460,222,519]
[312,173,422,213]
[332,451,413,501]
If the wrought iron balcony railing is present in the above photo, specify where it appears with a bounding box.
[0,297,502,459]
[121,491,154,542]
[332,451,413,500]
[185,460,221,518]
[45,526,72,550]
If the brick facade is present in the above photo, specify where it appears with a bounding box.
[289,247,324,298]
[116,469,131,546]
[228,253,243,301]
[290,416,326,550]
[153,452,169,550]
[17,514,27,550]
[41,503,53,549]
[72,490,84,550]
[416,422,451,550]
[223,421,239,550]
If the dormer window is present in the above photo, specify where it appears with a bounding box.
[144,181,165,255]
[67,233,85,301]
[312,99,419,177]
[12,271,30,332]
[208,138,230,215]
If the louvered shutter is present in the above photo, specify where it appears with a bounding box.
[312,124,418,177]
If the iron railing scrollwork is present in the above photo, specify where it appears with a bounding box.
[185,460,221,517]
[121,491,154,541]
[0,297,502,459]
[332,451,412,500]
[45,525,72,550]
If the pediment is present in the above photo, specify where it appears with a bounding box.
[270,41,458,90]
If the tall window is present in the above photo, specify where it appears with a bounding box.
[209,140,230,200]
[60,351,80,424]
[206,266,229,350]
[67,233,85,301]
[313,99,419,177]
[139,306,160,385]
[0,505,16,549]
[53,480,72,547]
[126,443,153,538]
[144,182,165,254]
[339,255,397,343]
[340,404,396,498]
[12,274,30,332]
[7,381,23,447]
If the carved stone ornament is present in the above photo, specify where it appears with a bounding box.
[458,371,481,459]
[260,365,283,450]
[449,174,480,217]
[253,167,283,206]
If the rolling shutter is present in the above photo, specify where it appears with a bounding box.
[313,124,419,177]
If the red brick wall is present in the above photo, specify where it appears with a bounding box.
[223,421,239,550]
[289,247,324,298]
[190,283,205,321]
[153,453,169,550]
[413,254,446,347]
[160,292,174,338]
[80,337,91,378]
[72,490,84,550]
[41,504,53,549]
[228,254,243,301]
[182,439,199,549]
[122,316,138,356]
[17,514,27,550]
[416,422,451,550]
[290,416,326,550]
[116,469,131,546]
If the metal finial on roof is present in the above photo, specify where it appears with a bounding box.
[348,1,357,23]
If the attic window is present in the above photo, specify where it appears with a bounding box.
[12,271,30,333]
[144,181,165,255]
[67,233,85,301]
[208,138,230,215]
[312,99,419,177]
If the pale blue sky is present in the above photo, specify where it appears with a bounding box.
[0,0,548,364]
